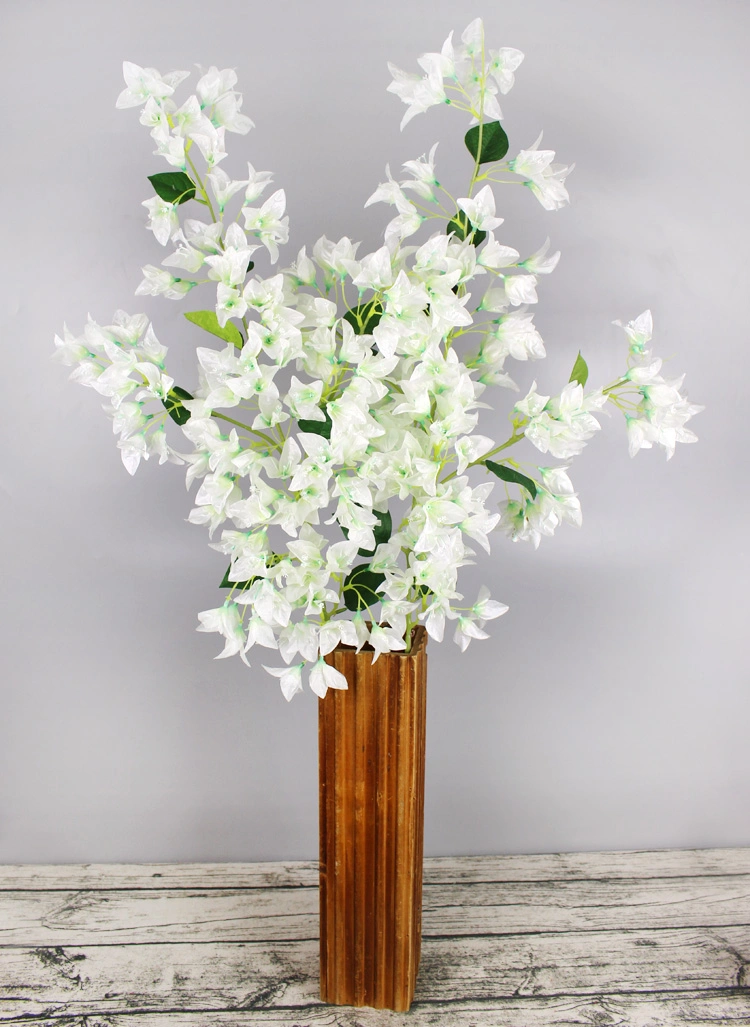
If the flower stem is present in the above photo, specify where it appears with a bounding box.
[213,411,277,447]
[186,151,218,224]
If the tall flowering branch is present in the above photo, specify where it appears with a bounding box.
[54,19,702,702]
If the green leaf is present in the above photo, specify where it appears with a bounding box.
[297,410,332,439]
[184,310,243,348]
[372,509,392,548]
[343,300,383,335]
[569,351,589,388]
[246,259,255,273]
[446,211,487,248]
[162,385,193,426]
[343,564,386,612]
[148,171,196,205]
[342,508,393,557]
[485,459,537,499]
[464,121,510,164]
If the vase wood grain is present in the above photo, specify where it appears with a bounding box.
[319,625,428,1012]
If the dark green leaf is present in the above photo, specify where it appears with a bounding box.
[343,564,386,612]
[344,508,393,557]
[343,300,383,335]
[298,410,332,439]
[184,310,243,348]
[246,259,255,273]
[464,121,510,164]
[569,351,589,388]
[162,385,193,426]
[485,459,537,499]
[446,211,487,248]
[415,584,434,598]
[372,509,392,548]
[148,171,196,205]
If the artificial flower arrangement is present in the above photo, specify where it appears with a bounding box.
[55,18,702,703]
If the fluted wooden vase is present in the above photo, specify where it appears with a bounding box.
[319,625,428,1012]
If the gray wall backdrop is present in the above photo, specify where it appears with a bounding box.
[1,0,748,864]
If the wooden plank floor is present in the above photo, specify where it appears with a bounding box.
[1,849,749,1025]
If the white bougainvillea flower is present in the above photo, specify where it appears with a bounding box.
[365,165,409,209]
[520,238,561,275]
[215,284,247,327]
[183,218,223,254]
[625,416,654,457]
[162,232,205,273]
[205,246,256,288]
[454,434,495,474]
[213,91,253,134]
[401,144,440,202]
[171,94,207,136]
[53,325,91,366]
[519,382,607,459]
[309,658,349,699]
[419,595,452,642]
[636,385,703,460]
[243,189,289,262]
[387,60,447,130]
[508,135,555,179]
[509,135,574,211]
[471,586,509,622]
[153,134,187,170]
[139,96,172,141]
[352,246,396,292]
[487,47,525,94]
[489,311,546,361]
[142,196,178,246]
[313,236,361,283]
[526,162,574,211]
[453,615,489,652]
[135,265,196,299]
[197,602,249,663]
[243,162,274,204]
[503,274,538,306]
[198,126,228,167]
[613,309,653,353]
[369,623,407,662]
[195,66,236,104]
[285,376,325,421]
[457,186,504,232]
[116,61,187,109]
[287,246,317,288]
[477,234,519,269]
[384,195,424,248]
[243,616,279,654]
[207,167,248,212]
[459,17,484,58]
[264,663,304,702]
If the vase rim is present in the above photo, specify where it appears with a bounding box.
[332,624,427,657]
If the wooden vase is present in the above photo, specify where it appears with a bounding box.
[319,625,428,1012]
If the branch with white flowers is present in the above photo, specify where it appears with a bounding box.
[54,20,702,702]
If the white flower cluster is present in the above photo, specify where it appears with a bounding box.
[612,311,704,459]
[55,19,701,702]
[54,311,183,474]
[387,19,573,210]
[387,17,524,128]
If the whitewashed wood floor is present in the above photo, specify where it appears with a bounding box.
[1,848,749,1025]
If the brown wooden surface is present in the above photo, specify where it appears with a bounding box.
[320,627,428,1012]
